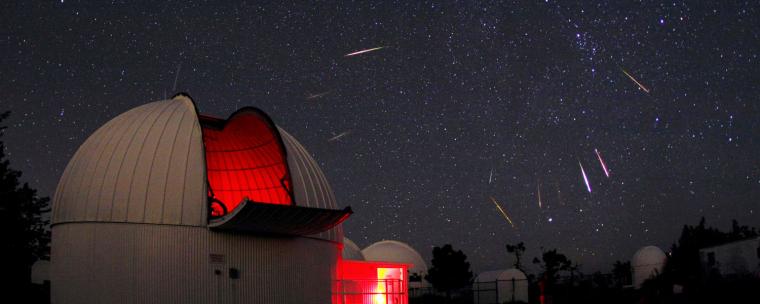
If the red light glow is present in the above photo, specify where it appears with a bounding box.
[335,259,409,304]
[201,111,293,212]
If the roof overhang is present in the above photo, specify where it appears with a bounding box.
[208,199,352,236]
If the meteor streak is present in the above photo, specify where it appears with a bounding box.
[306,91,331,100]
[594,148,610,178]
[344,46,385,57]
[489,196,515,228]
[488,169,493,184]
[621,68,650,93]
[327,131,351,142]
[172,63,182,92]
[537,182,543,208]
[579,161,592,193]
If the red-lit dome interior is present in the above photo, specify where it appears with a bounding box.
[200,110,293,214]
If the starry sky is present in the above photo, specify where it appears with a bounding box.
[2,1,759,273]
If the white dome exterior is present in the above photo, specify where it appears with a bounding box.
[632,246,667,288]
[52,96,342,241]
[342,237,365,260]
[50,97,346,304]
[474,270,503,283]
[498,268,527,281]
[362,240,427,275]
[362,240,428,288]
[31,260,50,285]
[473,269,528,304]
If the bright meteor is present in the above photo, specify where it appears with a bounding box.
[344,46,385,57]
[579,161,592,193]
[489,196,515,228]
[594,148,610,178]
[621,68,650,93]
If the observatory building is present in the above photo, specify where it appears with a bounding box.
[472,269,529,304]
[363,240,429,288]
[699,237,760,277]
[632,245,667,288]
[50,95,406,304]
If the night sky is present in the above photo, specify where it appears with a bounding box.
[2,1,759,273]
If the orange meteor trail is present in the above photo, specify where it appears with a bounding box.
[537,182,543,208]
[344,46,385,57]
[489,196,515,228]
[621,68,650,93]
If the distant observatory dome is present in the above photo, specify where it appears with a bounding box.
[473,269,528,304]
[362,240,427,275]
[31,260,50,285]
[632,245,667,288]
[342,237,365,260]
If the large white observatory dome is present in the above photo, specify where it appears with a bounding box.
[632,245,667,288]
[50,95,351,304]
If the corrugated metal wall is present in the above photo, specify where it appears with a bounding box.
[51,222,340,304]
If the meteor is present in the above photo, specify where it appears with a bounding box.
[579,161,592,193]
[344,46,385,57]
[621,68,650,93]
[594,148,610,178]
[537,182,543,208]
[172,63,182,92]
[327,131,351,142]
[488,169,493,184]
[306,91,331,100]
[489,196,516,228]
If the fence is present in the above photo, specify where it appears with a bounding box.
[334,278,407,304]
[472,278,529,304]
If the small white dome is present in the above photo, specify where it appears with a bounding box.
[473,269,528,304]
[342,237,365,260]
[474,270,504,283]
[31,260,50,285]
[498,268,527,281]
[362,240,427,276]
[633,246,667,267]
[632,246,667,288]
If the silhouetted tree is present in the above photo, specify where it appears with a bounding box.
[533,249,572,292]
[665,217,758,286]
[611,260,632,287]
[506,241,526,271]
[425,244,473,300]
[0,111,51,293]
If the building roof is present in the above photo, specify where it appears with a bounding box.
[52,96,345,241]
[632,246,667,267]
[362,240,428,275]
[475,268,527,282]
[699,236,760,252]
[342,237,366,261]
